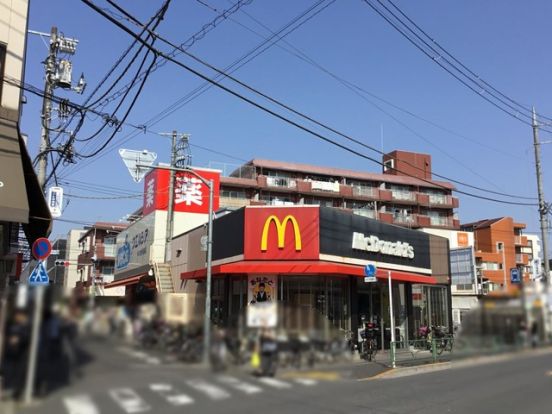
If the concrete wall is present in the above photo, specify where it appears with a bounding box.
[0,0,28,116]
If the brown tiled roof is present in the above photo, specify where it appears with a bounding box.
[248,159,455,190]
[461,217,503,230]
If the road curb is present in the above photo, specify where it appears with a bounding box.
[360,346,552,380]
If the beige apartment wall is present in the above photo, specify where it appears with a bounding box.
[0,0,29,114]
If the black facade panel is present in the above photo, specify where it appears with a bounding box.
[213,208,245,260]
[319,207,431,270]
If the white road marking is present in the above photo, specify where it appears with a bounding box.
[109,388,151,413]
[258,377,292,389]
[217,376,263,394]
[293,378,318,386]
[63,394,99,414]
[149,383,194,406]
[144,357,161,365]
[185,380,231,400]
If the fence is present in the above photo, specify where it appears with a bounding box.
[389,336,454,367]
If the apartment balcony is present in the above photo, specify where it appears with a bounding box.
[266,176,297,190]
[351,186,378,199]
[219,196,250,209]
[516,253,529,265]
[390,190,417,204]
[378,189,393,201]
[378,211,393,224]
[393,214,418,227]
[424,194,459,209]
[416,214,431,227]
[310,180,340,193]
[514,236,528,246]
[429,216,455,228]
[352,208,377,219]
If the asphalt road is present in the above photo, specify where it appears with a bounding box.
[11,339,552,414]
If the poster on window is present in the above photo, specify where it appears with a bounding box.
[247,275,278,328]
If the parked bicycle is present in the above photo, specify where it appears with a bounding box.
[359,322,378,361]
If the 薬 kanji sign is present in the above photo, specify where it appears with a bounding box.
[142,167,220,216]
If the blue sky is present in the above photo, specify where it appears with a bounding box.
[21,0,552,244]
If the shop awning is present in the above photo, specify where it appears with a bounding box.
[0,119,51,244]
[104,272,148,289]
[180,260,437,284]
[0,119,29,223]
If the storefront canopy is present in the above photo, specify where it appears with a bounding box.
[0,119,52,244]
[180,260,437,284]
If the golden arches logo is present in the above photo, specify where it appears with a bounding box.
[261,215,302,252]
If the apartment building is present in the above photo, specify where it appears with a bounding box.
[461,217,530,291]
[77,222,127,296]
[217,150,460,230]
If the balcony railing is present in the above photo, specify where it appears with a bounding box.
[219,196,250,208]
[429,216,453,227]
[393,214,415,225]
[391,190,416,201]
[353,209,377,219]
[310,180,340,193]
[352,186,377,198]
[266,176,297,189]
[428,194,449,205]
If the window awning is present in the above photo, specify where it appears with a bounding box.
[0,119,51,244]
[104,272,148,289]
[180,260,437,284]
[0,119,29,223]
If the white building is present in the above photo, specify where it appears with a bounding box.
[524,234,542,280]
[421,228,478,327]
[63,229,85,294]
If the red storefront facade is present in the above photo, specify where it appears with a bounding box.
[173,206,451,345]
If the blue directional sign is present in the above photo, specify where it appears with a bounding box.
[364,263,377,283]
[28,261,50,285]
[510,268,521,284]
[364,263,376,277]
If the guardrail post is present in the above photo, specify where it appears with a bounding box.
[431,338,437,363]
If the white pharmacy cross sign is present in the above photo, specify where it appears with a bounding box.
[175,176,203,206]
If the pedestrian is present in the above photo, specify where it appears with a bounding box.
[3,310,30,400]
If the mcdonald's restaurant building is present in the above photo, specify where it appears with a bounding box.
[172,205,452,344]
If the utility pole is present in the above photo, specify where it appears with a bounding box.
[162,131,177,263]
[532,108,550,286]
[33,27,85,191]
[160,131,191,263]
[37,26,58,190]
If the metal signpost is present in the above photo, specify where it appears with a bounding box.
[24,239,52,404]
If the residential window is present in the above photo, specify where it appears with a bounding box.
[104,236,117,256]
[102,265,114,275]
[221,189,246,199]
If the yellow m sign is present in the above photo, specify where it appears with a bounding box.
[261,215,302,252]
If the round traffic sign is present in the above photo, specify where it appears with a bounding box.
[32,237,52,260]
[364,263,377,277]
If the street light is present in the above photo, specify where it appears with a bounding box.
[137,163,214,365]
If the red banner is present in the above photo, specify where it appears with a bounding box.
[143,168,220,216]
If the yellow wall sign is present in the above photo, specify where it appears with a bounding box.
[261,215,302,251]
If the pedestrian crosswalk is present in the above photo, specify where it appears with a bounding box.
[61,375,326,413]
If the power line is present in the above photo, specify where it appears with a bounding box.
[59,0,333,179]
[114,2,537,201]
[362,0,552,132]
[79,0,538,207]
[216,2,521,193]
[89,0,254,111]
